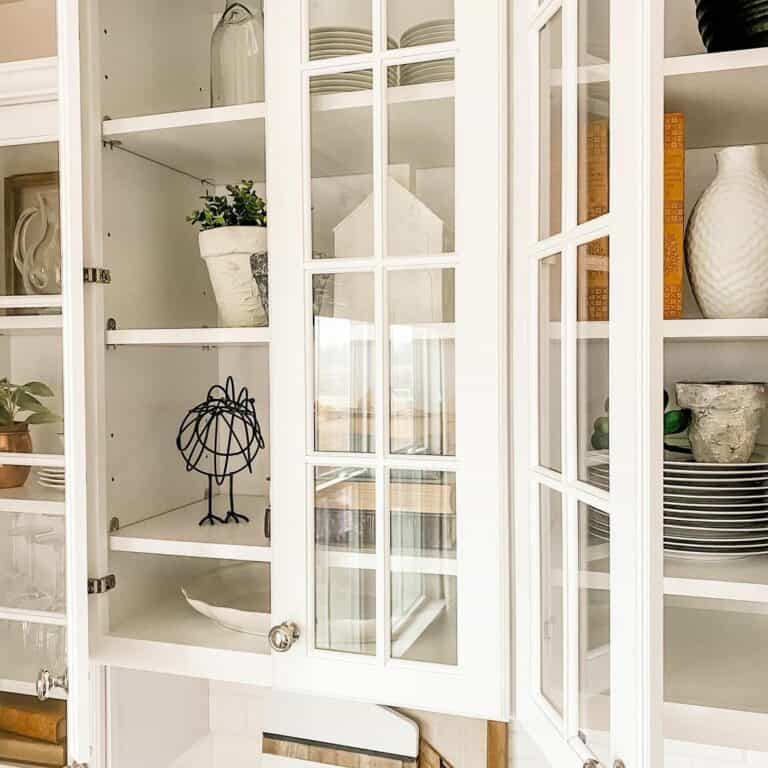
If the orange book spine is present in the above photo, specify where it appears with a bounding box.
[664,113,685,320]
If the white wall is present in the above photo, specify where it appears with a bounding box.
[0,0,57,63]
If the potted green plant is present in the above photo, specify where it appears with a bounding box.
[187,180,268,327]
[0,379,60,489]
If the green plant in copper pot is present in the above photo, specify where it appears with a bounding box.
[0,379,60,489]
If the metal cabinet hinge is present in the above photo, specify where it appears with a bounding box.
[83,267,112,285]
[88,575,116,594]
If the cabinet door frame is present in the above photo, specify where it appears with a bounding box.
[267,0,510,719]
[511,0,665,766]
[57,0,92,761]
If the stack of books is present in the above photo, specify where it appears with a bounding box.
[0,693,67,766]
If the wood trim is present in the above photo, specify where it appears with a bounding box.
[263,735,418,768]
[486,721,508,768]
[418,738,454,768]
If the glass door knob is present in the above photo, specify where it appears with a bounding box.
[268,622,300,652]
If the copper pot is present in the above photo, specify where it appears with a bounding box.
[0,423,32,489]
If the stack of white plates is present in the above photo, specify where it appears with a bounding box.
[400,20,455,86]
[37,467,65,490]
[310,27,398,93]
[587,449,768,560]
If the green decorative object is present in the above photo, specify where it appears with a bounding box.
[590,389,690,451]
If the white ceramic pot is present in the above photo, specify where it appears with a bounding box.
[685,146,768,319]
[198,226,267,327]
[675,381,768,463]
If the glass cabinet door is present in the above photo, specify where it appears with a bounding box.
[0,1,91,764]
[515,0,663,765]
[268,0,508,717]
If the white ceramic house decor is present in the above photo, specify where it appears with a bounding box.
[685,145,768,319]
[334,175,445,260]
[199,226,268,327]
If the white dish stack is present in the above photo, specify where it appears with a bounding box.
[309,27,398,93]
[399,20,455,86]
[587,450,768,560]
[37,466,65,490]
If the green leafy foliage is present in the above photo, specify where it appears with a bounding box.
[0,379,60,428]
[187,180,267,231]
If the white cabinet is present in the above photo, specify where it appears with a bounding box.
[514,1,768,767]
[0,0,507,766]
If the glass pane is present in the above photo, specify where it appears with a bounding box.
[539,254,562,472]
[578,0,610,225]
[309,1,373,60]
[310,71,373,260]
[313,272,375,453]
[540,486,564,715]
[539,11,563,240]
[314,466,376,656]
[0,618,67,766]
[0,513,66,612]
[579,502,610,765]
[388,2,454,50]
[577,238,610,487]
[389,269,455,456]
[391,470,457,666]
[387,61,454,258]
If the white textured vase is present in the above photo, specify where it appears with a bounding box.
[685,146,768,319]
[199,226,267,327]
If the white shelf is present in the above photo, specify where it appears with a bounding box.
[103,103,267,184]
[0,453,64,468]
[549,319,768,342]
[0,606,65,626]
[111,495,271,562]
[664,319,768,342]
[102,82,455,183]
[0,479,65,516]
[97,594,272,685]
[584,552,768,604]
[0,315,61,335]
[665,49,768,149]
[105,327,270,346]
[0,296,61,310]
[319,548,457,576]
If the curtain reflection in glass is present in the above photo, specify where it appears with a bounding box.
[315,466,376,655]
[390,470,457,665]
[389,269,455,456]
[313,273,375,453]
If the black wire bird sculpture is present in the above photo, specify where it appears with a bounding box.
[176,376,265,526]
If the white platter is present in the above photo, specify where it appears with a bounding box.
[181,563,269,636]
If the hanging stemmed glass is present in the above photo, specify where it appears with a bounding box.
[34,529,65,612]
[10,523,53,608]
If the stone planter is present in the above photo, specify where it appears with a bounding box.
[675,382,768,463]
[199,226,268,328]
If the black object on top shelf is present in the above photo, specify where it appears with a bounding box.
[696,0,768,53]
[177,376,265,526]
